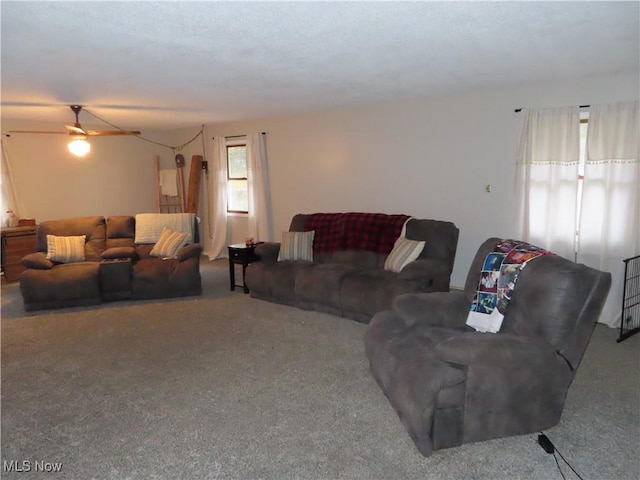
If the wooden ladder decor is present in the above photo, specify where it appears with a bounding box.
[156,154,186,213]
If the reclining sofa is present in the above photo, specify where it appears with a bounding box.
[364,237,612,456]
[19,214,202,311]
[245,212,459,323]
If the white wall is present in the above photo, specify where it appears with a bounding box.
[0,118,216,246]
[0,118,182,221]
[3,72,638,287]
[206,72,639,287]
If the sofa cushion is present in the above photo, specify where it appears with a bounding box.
[135,244,154,259]
[46,235,86,263]
[341,270,422,320]
[101,247,137,260]
[106,215,135,238]
[131,258,173,299]
[295,263,359,307]
[131,253,202,300]
[106,215,135,249]
[36,216,106,262]
[329,250,382,269]
[277,231,315,261]
[384,237,425,272]
[405,219,460,266]
[20,262,102,311]
[150,227,189,259]
[245,260,313,302]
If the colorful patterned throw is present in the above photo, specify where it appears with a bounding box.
[466,239,555,333]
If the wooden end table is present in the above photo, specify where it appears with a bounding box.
[1,225,37,283]
[228,243,260,293]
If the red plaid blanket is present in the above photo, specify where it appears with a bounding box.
[304,212,410,254]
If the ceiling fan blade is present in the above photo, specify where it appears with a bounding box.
[8,130,68,134]
[9,106,142,138]
[85,130,141,136]
[66,124,87,135]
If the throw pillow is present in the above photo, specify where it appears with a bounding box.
[150,227,189,259]
[384,237,425,272]
[46,235,86,263]
[277,231,315,261]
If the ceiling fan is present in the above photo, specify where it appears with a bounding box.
[8,105,142,157]
[8,105,141,137]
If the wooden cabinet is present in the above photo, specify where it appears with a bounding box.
[1,226,37,283]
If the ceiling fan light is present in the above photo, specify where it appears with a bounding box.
[68,138,91,157]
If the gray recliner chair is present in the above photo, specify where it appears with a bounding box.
[364,237,612,456]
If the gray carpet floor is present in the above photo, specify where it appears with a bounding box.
[1,259,639,480]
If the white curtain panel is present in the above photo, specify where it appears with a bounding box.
[514,106,580,260]
[0,139,22,227]
[579,100,640,327]
[246,133,273,242]
[203,137,229,260]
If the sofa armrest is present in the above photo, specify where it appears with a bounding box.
[254,242,280,262]
[434,332,563,368]
[392,291,473,329]
[398,258,450,281]
[102,247,137,260]
[176,243,203,262]
[21,252,53,270]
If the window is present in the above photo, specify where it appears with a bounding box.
[574,115,588,259]
[516,101,640,327]
[226,143,248,213]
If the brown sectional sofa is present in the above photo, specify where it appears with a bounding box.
[19,215,202,311]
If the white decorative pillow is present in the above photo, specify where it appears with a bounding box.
[46,235,86,263]
[150,227,189,259]
[384,237,425,272]
[277,231,315,261]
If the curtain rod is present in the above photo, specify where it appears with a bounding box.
[514,105,590,113]
[211,132,267,140]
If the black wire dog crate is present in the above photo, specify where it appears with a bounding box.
[618,255,640,343]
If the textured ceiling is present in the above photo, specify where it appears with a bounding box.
[1,1,638,129]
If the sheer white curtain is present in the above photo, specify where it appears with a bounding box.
[203,137,229,260]
[514,107,580,260]
[578,101,640,327]
[246,132,273,242]
[0,139,22,227]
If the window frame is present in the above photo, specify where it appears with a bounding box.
[574,115,589,261]
[225,140,248,215]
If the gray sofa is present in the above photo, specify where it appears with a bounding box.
[19,215,202,311]
[245,213,459,323]
[364,237,612,456]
